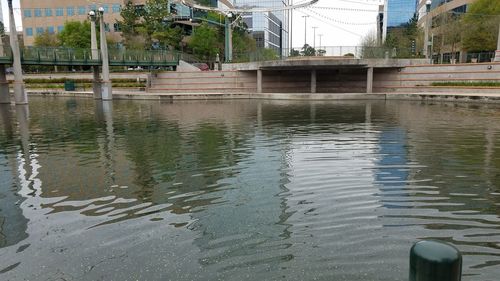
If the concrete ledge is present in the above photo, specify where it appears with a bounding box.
[20,89,500,104]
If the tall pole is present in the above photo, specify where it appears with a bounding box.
[302,15,309,47]
[8,0,27,105]
[495,22,500,62]
[98,7,112,100]
[424,0,432,60]
[290,0,293,50]
[89,10,101,99]
[312,26,318,49]
[225,13,233,63]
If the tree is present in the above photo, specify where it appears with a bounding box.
[300,44,316,56]
[462,0,500,52]
[34,31,59,47]
[117,1,144,49]
[189,23,222,61]
[0,21,5,36]
[58,21,92,49]
[290,49,300,57]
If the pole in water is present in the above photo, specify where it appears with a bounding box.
[410,240,462,281]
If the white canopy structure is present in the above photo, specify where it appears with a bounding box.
[177,0,319,13]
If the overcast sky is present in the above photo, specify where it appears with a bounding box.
[3,0,384,47]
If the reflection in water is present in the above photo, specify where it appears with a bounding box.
[0,98,499,280]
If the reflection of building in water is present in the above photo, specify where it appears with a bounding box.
[188,132,292,279]
[375,128,410,208]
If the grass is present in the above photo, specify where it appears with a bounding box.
[431,81,500,87]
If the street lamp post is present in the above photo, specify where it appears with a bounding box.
[225,13,233,63]
[424,0,432,61]
[495,22,500,62]
[98,7,112,100]
[89,10,102,99]
[312,26,318,49]
[318,34,323,54]
[302,15,309,47]
[7,0,27,104]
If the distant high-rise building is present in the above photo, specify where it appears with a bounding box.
[233,0,290,56]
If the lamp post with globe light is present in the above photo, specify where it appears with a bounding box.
[88,10,102,99]
[495,23,500,62]
[98,7,112,100]
[424,0,432,61]
[7,0,27,104]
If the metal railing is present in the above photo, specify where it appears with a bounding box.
[231,46,424,63]
[0,45,180,67]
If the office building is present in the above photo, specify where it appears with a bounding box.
[20,0,147,46]
[382,0,419,41]
[233,0,290,56]
[418,0,478,62]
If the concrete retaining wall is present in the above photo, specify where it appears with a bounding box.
[148,71,256,93]
[149,62,500,95]
[374,63,500,93]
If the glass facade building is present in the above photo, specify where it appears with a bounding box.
[233,0,290,56]
[383,0,418,40]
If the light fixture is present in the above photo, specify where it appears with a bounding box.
[98,6,105,14]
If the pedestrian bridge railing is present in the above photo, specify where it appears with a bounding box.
[0,46,180,67]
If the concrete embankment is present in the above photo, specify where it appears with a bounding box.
[22,90,500,104]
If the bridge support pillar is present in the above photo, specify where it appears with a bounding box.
[366,67,374,94]
[93,67,102,99]
[257,69,263,93]
[0,65,10,104]
[99,7,112,101]
[8,0,27,105]
[311,69,317,93]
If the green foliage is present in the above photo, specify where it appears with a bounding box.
[300,44,316,56]
[0,21,5,36]
[34,32,59,47]
[58,21,92,49]
[462,0,500,52]
[189,23,222,60]
[431,81,500,87]
[290,49,300,57]
[117,1,144,49]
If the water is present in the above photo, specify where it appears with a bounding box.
[0,98,499,280]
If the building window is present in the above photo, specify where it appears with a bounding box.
[102,5,109,14]
[36,27,44,35]
[48,26,55,34]
[45,8,53,17]
[89,5,97,13]
[56,8,64,16]
[58,26,64,33]
[113,23,121,32]
[112,4,121,13]
[78,6,86,15]
[24,9,32,18]
[34,8,42,17]
[26,28,33,37]
[104,23,110,32]
[67,7,75,16]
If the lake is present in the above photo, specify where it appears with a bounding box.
[0,97,499,280]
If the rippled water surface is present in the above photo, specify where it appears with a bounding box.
[0,98,500,280]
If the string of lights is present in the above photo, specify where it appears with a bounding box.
[305,8,376,25]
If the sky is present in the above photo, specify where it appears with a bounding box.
[3,0,385,47]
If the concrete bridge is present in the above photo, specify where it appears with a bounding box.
[223,57,428,94]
